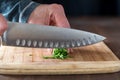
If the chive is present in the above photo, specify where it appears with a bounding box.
[43,48,69,59]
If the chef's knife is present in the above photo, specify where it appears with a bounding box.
[0,22,106,48]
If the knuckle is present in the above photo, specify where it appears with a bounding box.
[28,20,33,24]
[27,19,34,24]
[50,4,64,10]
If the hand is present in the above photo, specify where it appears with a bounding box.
[0,14,7,36]
[28,4,70,28]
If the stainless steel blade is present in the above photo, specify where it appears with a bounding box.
[0,22,106,48]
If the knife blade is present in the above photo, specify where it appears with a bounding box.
[0,22,106,48]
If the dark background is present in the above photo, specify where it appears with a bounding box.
[33,0,120,17]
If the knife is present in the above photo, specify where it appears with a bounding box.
[0,22,106,48]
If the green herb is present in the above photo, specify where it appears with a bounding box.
[53,48,68,59]
[43,48,69,59]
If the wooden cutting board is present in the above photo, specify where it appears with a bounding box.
[0,42,120,75]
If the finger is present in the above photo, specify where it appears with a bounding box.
[28,5,50,25]
[28,18,49,25]
[0,14,8,36]
[49,4,70,28]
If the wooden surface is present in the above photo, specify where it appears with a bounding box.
[0,42,120,75]
[0,17,120,79]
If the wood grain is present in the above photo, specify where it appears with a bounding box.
[0,42,120,75]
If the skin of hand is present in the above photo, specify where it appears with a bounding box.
[0,14,8,36]
[28,4,70,28]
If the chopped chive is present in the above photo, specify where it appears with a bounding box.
[43,48,69,59]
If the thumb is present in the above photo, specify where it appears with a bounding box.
[0,14,8,36]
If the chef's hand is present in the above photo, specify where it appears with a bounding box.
[0,14,7,36]
[28,4,70,28]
